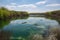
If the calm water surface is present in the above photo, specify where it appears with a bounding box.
[0,17,60,40]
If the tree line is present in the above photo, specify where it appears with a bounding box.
[45,10,60,18]
[0,7,29,20]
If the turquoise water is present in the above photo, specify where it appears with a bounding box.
[0,17,60,40]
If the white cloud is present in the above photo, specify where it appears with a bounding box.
[10,3,17,5]
[36,0,46,5]
[4,3,17,10]
[46,4,60,7]
[18,4,37,8]
[4,4,37,10]
[5,5,16,10]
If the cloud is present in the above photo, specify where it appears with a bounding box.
[18,4,37,8]
[10,3,17,5]
[46,4,60,7]
[36,0,47,5]
[5,5,16,10]
[4,3,17,10]
[4,3,37,10]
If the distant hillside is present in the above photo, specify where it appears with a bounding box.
[45,10,60,17]
[29,13,45,15]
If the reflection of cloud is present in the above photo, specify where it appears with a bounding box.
[46,4,60,7]
[37,26,45,29]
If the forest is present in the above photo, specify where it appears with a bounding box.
[45,10,60,18]
[0,7,29,20]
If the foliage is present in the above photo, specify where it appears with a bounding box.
[48,27,60,40]
[45,10,60,17]
[0,7,29,20]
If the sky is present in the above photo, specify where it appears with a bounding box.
[0,0,60,13]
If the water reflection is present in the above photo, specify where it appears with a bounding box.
[0,20,10,28]
[0,17,60,40]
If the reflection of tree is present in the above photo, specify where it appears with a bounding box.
[0,20,10,28]
[45,17,60,24]
[0,16,29,29]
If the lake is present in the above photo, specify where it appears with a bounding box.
[0,17,60,40]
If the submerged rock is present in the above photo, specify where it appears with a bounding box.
[22,22,27,24]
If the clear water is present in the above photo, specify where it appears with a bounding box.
[0,17,60,40]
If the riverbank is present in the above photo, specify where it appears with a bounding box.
[45,10,60,24]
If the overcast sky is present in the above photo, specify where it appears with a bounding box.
[0,0,60,13]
